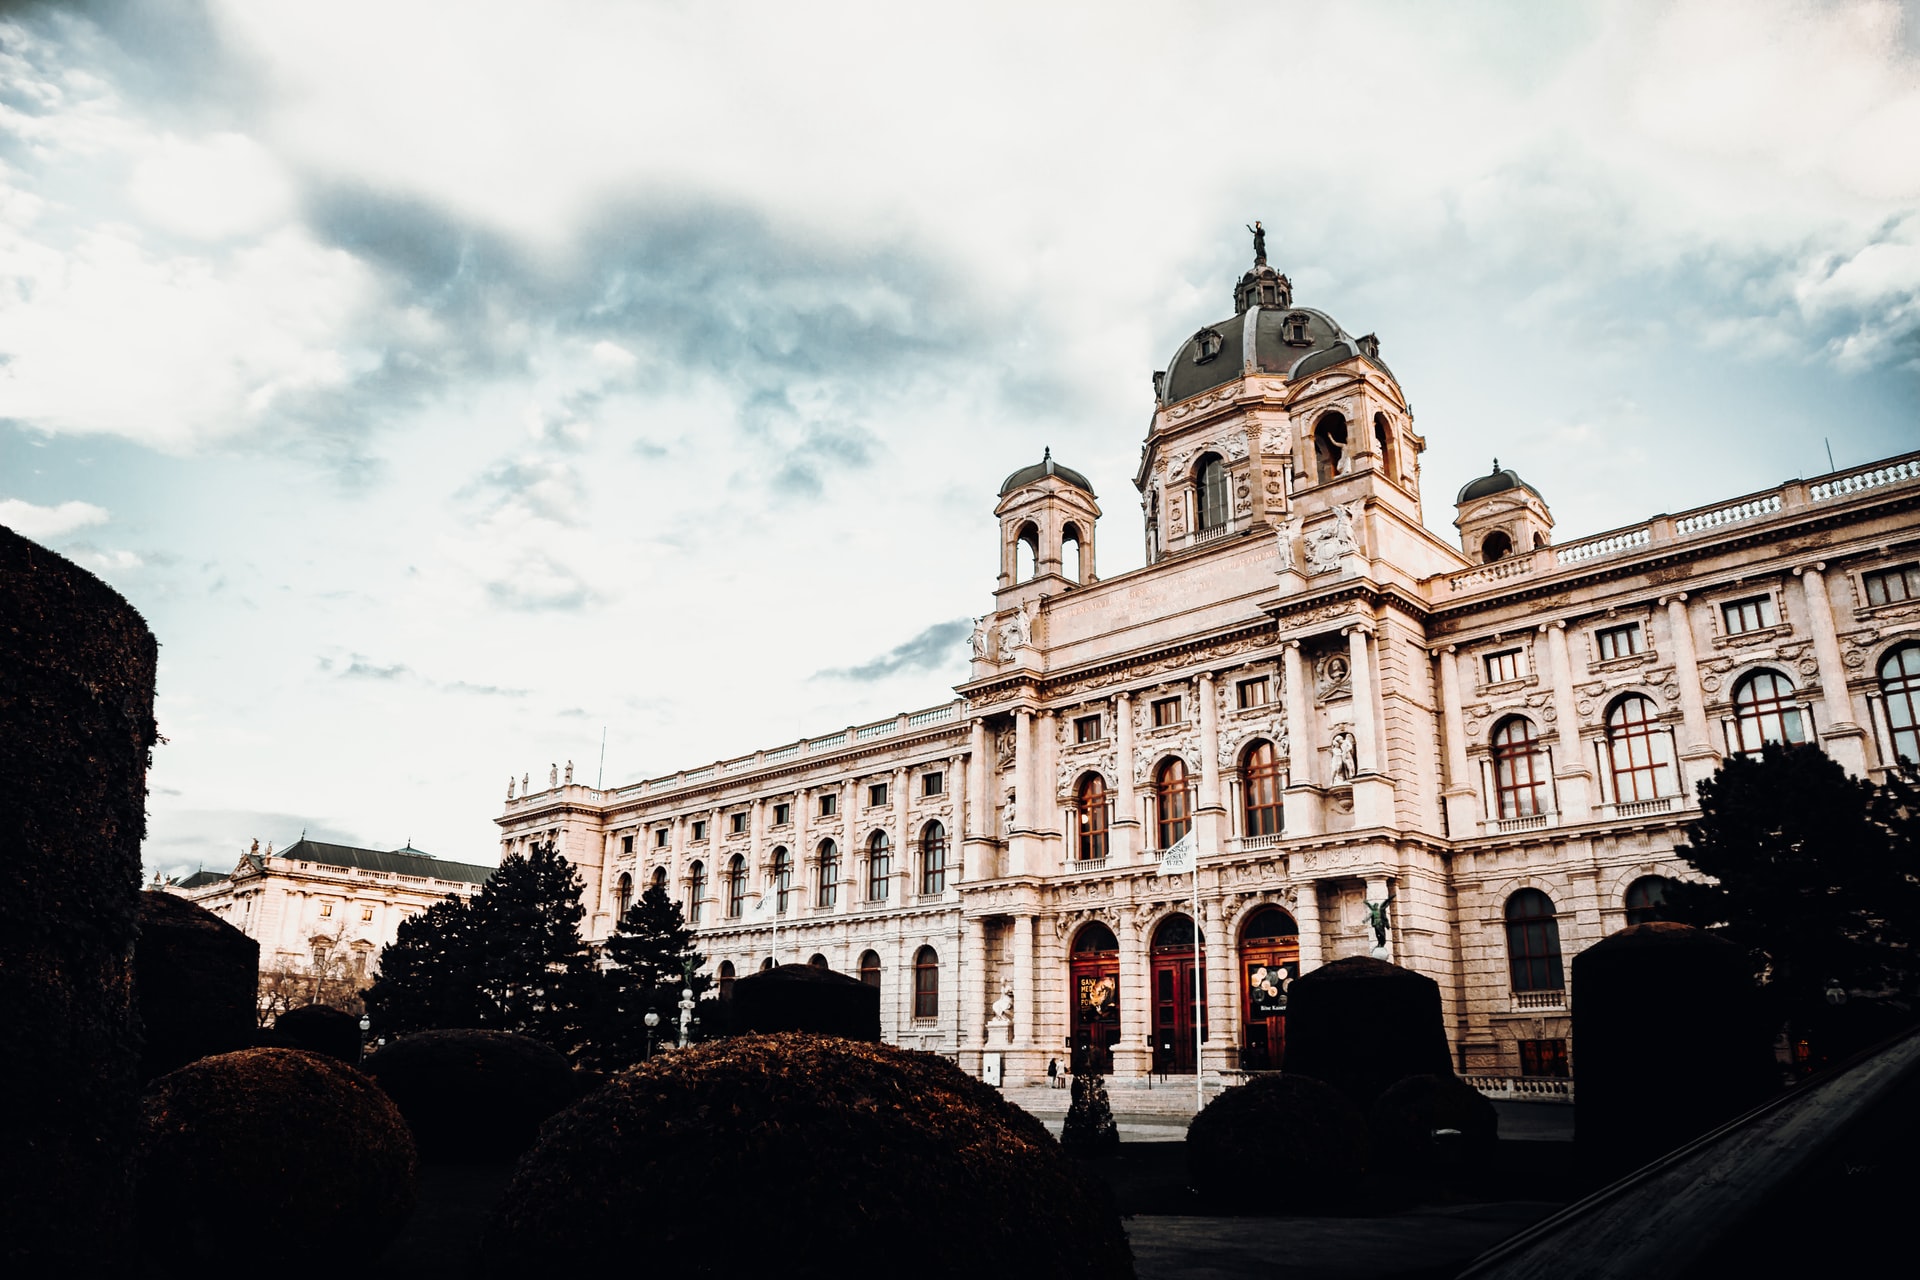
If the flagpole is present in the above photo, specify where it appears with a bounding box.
[1193,856,1202,1117]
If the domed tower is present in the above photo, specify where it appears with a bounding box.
[995,447,1100,594]
[1454,460,1554,564]
[1136,225,1425,577]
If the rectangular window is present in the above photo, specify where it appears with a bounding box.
[820,793,837,817]
[654,827,668,848]
[1074,714,1103,743]
[922,771,943,797]
[1237,676,1270,709]
[1151,696,1183,727]
[319,902,332,918]
[773,802,790,826]
[621,834,635,854]
[361,907,373,922]
[692,820,707,842]
[1485,649,1523,684]
[1518,1038,1570,1078]
[1595,623,1643,661]
[730,812,748,835]
[1864,564,1920,606]
[1722,595,1775,635]
[869,782,889,808]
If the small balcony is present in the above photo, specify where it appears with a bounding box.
[1511,988,1567,1011]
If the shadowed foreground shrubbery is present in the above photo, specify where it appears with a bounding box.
[486,1033,1134,1278]
[364,1029,579,1163]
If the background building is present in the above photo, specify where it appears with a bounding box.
[163,838,494,1018]
[498,240,1920,1093]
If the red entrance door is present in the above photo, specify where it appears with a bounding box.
[1149,914,1206,1075]
[1239,905,1300,1070]
[1069,923,1120,1074]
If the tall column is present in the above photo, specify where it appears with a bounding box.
[1010,708,1034,876]
[795,787,811,916]
[1036,707,1060,845]
[1198,672,1223,808]
[963,915,988,1054]
[1663,594,1717,767]
[1436,646,1479,835]
[966,720,988,839]
[1294,881,1323,972]
[1113,691,1138,862]
[893,766,910,900]
[1201,893,1234,1073]
[1281,640,1322,836]
[1012,912,1035,1051]
[839,781,857,911]
[1542,622,1591,819]
[1115,915,1149,1077]
[1345,626,1379,773]
[1797,563,1869,774]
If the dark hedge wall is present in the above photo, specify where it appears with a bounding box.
[134,891,259,1080]
[1368,1073,1499,1180]
[363,1029,579,1162]
[0,526,157,1271]
[486,1033,1133,1277]
[1574,922,1779,1180]
[730,962,881,1040]
[136,1048,416,1276]
[1283,956,1454,1107]
[267,1003,364,1064]
[1186,1072,1367,1210]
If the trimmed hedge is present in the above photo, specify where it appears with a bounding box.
[1574,922,1778,1180]
[0,526,157,1271]
[364,1029,578,1162]
[730,962,881,1040]
[134,891,259,1081]
[486,1033,1134,1277]
[1061,1071,1121,1155]
[1283,956,1453,1108]
[1187,1073,1367,1210]
[136,1048,416,1275]
[268,1004,364,1064]
[1368,1073,1499,1178]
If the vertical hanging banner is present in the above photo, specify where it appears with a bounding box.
[1156,829,1197,877]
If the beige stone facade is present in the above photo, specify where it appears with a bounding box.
[497,249,1920,1093]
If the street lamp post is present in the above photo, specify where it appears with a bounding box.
[358,1014,371,1065]
[644,1009,661,1060]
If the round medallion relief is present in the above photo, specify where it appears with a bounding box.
[1576,699,1595,717]
[1797,657,1819,676]
[1701,675,1721,693]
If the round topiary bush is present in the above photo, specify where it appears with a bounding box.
[1060,1072,1121,1156]
[731,962,881,1040]
[486,1033,1133,1277]
[268,1004,364,1064]
[134,891,259,1082]
[364,1029,578,1162]
[1574,921,1779,1181]
[135,1048,416,1275]
[1368,1074,1499,1178]
[1283,956,1453,1108]
[1186,1073,1367,1210]
[1,527,158,1271]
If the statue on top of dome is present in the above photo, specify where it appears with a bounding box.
[1247,220,1267,265]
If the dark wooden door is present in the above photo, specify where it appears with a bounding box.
[1150,950,1206,1074]
[1239,943,1300,1070]
[1070,953,1119,1074]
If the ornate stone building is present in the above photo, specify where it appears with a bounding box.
[497,240,1920,1092]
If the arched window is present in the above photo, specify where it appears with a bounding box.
[1624,875,1677,927]
[1241,739,1284,837]
[650,866,666,891]
[1373,412,1395,479]
[1063,521,1084,582]
[1196,454,1230,531]
[718,959,735,1000]
[867,830,891,901]
[1075,773,1110,862]
[920,821,948,895]
[771,846,793,913]
[1879,643,1920,765]
[1731,669,1806,755]
[913,946,940,1019]
[1481,530,1513,563]
[1490,717,1549,818]
[1155,757,1192,849]
[615,872,633,918]
[726,854,747,918]
[1505,889,1564,992]
[808,953,829,970]
[760,957,775,971]
[1606,695,1677,803]
[816,839,839,908]
[1015,521,1039,583]
[1313,412,1347,484]
[859,949,881,989]
[687,861,706,924]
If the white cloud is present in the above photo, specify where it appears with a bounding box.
[0,497,109,538]
[128,132,295,241]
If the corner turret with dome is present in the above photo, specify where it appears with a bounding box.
[1454,458,1554,564]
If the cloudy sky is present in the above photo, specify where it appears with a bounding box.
[3,0,1916,878]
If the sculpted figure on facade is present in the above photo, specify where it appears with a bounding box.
[507,777,515,800]
[565,760,574,785]
[1303,502,1362,575]
[1275,516,1300,574]
[522,773,530,795]
[998,601,1035,658]
[549,763,559,790]
[1329,729,1358,782]
[971,614,993,661]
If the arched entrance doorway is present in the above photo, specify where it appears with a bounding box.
[1238,905,1300,1070]
[1150,913,1207,1075]
[1069,922,1120,1074]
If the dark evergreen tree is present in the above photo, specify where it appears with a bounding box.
[583,881,709,1069]
[467,840,594,1051]
[1668,744,1919,1055]
[363,894,480,1036]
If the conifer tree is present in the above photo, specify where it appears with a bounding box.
[364,895,480,1035]
[583,880,709,1069]
[467,839,593,1050]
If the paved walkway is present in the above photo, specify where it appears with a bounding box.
[1126,1203,1564,1280]
[1006,1085,1576,1144]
